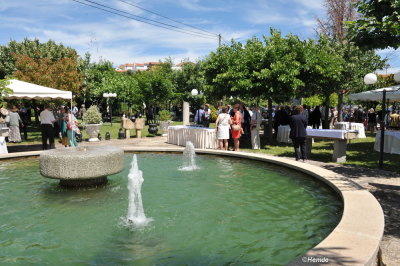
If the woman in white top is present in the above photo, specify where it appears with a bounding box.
[215,106,232,150]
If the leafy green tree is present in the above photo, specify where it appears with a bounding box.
[0,79,11,107]
[203,40,250,102]
[347,0,400,49]
[252,30,304,141]
[174,61,204,101]
[135,63,175,109]
[297,37,344,128]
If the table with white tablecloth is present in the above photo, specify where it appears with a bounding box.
[0,137,8,154]
[276,125,291,143]
[167,125,218,149]
[374,131,400,154]
[0,126,9,137]
[334,122,366,138]
[306,129,358,162]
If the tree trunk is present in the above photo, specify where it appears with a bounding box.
[324,94,330,129]
[337,92,343,122]
[268,98,273,143]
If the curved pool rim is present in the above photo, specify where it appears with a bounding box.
[0,147,384,265]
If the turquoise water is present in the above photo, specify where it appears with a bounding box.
[0,154,342,265]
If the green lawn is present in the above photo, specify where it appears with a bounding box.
[241,132,400,174]
[7,120,400,173]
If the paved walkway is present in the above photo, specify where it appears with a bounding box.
[3,136,399,265]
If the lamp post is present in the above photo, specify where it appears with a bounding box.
[183,89,199,125]
[364,73,385,169]
[103,93,117,127]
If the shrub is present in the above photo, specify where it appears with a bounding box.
[83,105,102,124]
[209,105,218,122]
[158,110,172,121]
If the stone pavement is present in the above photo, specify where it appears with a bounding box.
[306,161,400,266]
[4,136,400,265]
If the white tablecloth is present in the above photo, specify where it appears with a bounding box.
[0,137,8,154]
[167,125,218,149]
[334,122,366,138]
[374,131,400,154]
[0,127,9,137]
[277,125,291,143]
[306,129,350,139]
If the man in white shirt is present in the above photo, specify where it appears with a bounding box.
[40,105,56,150]
[250,106,262,149]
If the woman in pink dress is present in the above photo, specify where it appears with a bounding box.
[231,105,242,151]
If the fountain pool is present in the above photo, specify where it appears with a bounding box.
[0,153,342,265]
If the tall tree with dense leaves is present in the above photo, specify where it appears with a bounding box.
[0,79,11,107]
[13,53,83,94]
[347,0,400,49]
[135,62,175,109]
[254,30,304,141]
[0,38,78,79]
[203,40,250,102]
[173,61,205,109]
[298,37,344,128]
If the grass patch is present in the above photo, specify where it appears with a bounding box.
[242,132,400,174]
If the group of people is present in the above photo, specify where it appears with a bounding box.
[0,103,81,150]
[214,104,262,152]
[0,104,30,143]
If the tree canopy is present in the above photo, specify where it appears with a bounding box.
[347,0,400,49]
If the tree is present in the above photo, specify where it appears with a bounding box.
[204,28,304,142]
[0,79,11,107]
[298,37,344,128]
[203,40,250,102]
[134,62,175,109]
[13,53,83,94]
[173,61,205,109]
[347,0,400,49]
[316,0,357,43]
[0,38,78,79]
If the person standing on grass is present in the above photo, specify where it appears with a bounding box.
[289,105,308,162]
[250,106,262,149]
[8,106,23,143]
[40,105,56,150]
[215,106,232,150]
[231,104,242,152]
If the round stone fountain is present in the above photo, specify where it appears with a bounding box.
[40,146,124,187]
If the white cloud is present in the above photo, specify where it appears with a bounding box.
[174,0,228,12]
[292,0,324,11]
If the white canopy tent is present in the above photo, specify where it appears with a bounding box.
[3,79,72,100]
[348,84,400,102]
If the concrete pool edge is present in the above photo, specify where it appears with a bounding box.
[0,147,384,265]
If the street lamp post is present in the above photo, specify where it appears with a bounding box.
[183,89,199,125]
[364,73,385,168]
[103,93,117,126]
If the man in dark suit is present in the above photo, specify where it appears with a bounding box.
[290,105,308,162]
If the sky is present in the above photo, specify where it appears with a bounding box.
[0,0,399,73]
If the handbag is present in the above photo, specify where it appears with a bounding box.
[232,124,240,131]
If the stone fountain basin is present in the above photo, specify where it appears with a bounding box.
[40,146,124,181]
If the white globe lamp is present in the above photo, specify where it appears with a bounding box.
[364,73,378,85]
[394,72,400,83]
[191,89,198,96]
